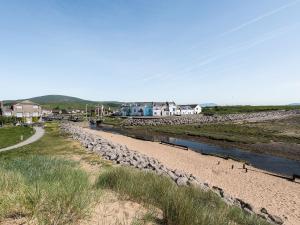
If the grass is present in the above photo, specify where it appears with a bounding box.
[202,105,300,115]
[131,118,300,145]
[0,156,95,225]
[97,167,270,225]
[0,123,99,225]
[0,126,34,149]
[101,116,125,126]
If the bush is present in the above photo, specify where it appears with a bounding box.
[0,116,17,125]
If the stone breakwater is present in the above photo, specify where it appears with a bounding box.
[122,110,300,126]
[60,122,283,225]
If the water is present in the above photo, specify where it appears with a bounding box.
[91,124,300,177]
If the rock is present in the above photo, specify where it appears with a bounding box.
[243,207,254,215]
[187,179,199,187]
[176,177,188,186]
[268,214,284,225]
[173,169,185,177]
[235,198,253,211]
[212,186,224,198]
[260,208,268,214]
[167,170,178,181]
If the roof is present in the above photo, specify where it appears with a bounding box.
[15,100,39,106]
[1,106,12,112]
[122,101,176,107]
[179,104,200,110]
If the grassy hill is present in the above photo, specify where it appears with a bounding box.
[4,95,122,111]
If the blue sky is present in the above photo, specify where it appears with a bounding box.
[0,0,299,105]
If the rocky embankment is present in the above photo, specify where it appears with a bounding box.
[122,110,300,126]
[60,122,284,225]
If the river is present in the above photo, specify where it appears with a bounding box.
[91,124,300,178]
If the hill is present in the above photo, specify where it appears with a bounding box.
[4,95,122,110]
[289,103,300,106]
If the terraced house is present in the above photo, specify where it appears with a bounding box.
[120,102,201,117]
[0,100,42,123]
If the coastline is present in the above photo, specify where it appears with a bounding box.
[84,127,300,225]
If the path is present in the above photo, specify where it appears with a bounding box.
[0,126,45,152]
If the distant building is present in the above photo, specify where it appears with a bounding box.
[120,102,201,117]
[41,109,53,116]
[178,104,202,115]
[1,100,42,123]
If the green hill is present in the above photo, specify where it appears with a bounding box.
[4,95,122,111]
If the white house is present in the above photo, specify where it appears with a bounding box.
[178,104,202,115]
[120,102,201,117]
[153,102,176,116]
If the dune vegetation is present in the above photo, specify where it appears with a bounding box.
[0,122,270,225]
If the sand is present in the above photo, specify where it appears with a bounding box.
[85,128,300,225]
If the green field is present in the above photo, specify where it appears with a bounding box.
[0,123,270,225]
[202,105,300,115]
[140,120,300,144]
[0,126,34,149]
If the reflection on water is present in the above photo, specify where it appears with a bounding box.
[92,124,300,177]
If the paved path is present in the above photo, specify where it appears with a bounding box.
[0,126,45,152]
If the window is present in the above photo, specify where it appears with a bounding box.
[16,112,23,117]
[16,105,22,110]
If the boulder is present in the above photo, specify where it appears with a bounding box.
[176,176,188,186]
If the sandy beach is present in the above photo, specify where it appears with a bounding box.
[84,128,300,225]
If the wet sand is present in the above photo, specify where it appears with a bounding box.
[85,128,300,225]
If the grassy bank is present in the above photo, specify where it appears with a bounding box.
[0,123,100,225]
[0,126,34,149]
[125,115,300,146]
[97,167,269,225]
[0,156,94,224]
[202,105,300,115]
[140,122,300,144]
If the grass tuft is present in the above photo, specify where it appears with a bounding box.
[0,155,95,225]
[97,167,270,225]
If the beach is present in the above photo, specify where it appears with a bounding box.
[85,127,300,225]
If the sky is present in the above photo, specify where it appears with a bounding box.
[0,0,299,105]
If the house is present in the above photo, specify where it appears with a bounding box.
[0,101,13,116]
[12,100,42,123]
[41,109,53,116]
[178,104,202,115]
[121,101,177,117]
[1,100,42,123]
[153,102,177,116]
